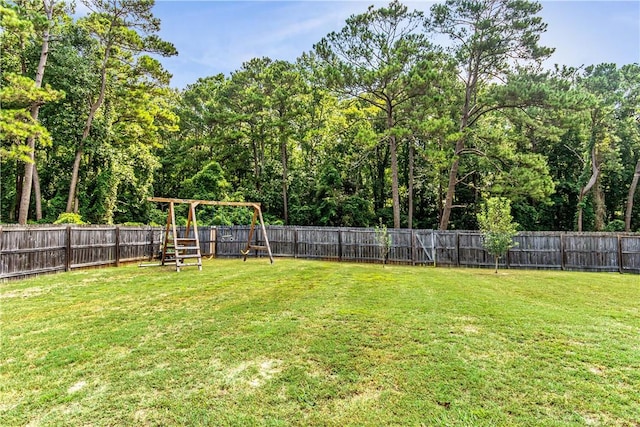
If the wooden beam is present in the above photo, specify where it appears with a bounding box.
[148,197,260,210]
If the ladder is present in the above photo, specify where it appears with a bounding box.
[161,201,202,272]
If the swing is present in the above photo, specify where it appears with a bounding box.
[142,197,274,271]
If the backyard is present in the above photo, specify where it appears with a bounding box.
[1,259,638,426]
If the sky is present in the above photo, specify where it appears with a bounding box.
[145,0,640,89]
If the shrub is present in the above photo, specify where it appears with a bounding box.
[604,219,625,232]
[53,213,86,225]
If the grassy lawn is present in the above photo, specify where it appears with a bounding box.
[1,259,639,426]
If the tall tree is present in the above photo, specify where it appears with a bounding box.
[65,0,176,213]
[223,58,273,197]
[313,0,439,228]
[574,64,631,231]
[17,0,67,224]
[0,0,64,222]
[263,60,309,225]
[427,0,553,230]
[619,64,640,232]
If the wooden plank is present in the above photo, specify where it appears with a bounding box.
[618,235,623,274]
[1,265,66,279]
[256,206,274,264]
[2,246,66,255]
[65,226,72,272]
[243,208,260,261]
[560,233,565,271]
[148,197,260,209]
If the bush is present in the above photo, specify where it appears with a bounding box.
[53,213,86,224]
[604,219,625,232]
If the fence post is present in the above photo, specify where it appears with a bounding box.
[0,226,3,276]
[560,233,565,271]
[293,227,298,258]
[115,226,121,267]
[210,227,216,257]
[618,235,624,274]
[65,226,72,272]
[338,228,343,262]
[455,231,460,267]
[411,229,416,266]
[148,227,154,261]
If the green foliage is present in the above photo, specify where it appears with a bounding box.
[604,219,625,232]
[477,197,519,273]
[0,73,64,160]
[53,212,85,224]
[313,0,442,228]
[180,161,230,201]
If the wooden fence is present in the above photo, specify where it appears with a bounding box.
[215,226,640,274]
[1,225,639,280]
[0,225,163,280]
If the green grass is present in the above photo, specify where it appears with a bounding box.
[1,259,639,426]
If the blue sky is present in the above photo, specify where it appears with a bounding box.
[148,1,640,89]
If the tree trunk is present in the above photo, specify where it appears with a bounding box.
[408,140,414,229]
[439,146,462,230]
[440,71,474,231]
[14,161,23,222]
[33,164,42,221]
[388,106,401,229]
[67,147,84,213]
[66,43,112,213]
[280,131,289,225]
[577,201,584,233]
[18,0,53,225]
[594,178,606,231]
[372,145,388,213]
[577,145,599,232]
[625,159,640,231]
[251,133,262,192]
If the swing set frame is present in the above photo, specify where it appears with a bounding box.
[145,197,274,271]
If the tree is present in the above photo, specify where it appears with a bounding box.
[65,0,176,214]
[570,64,637,231]
[16,0,72,225]
[619,64,640,232]
[626,159,640,231]
[427,0,553,230]
[0,0,67,223]
[263,60,309,225]
[477,196,518,273]
[222,58,274,197]
[313,0,440,228]
[155,74,229,201]
[0,74,62,160]
[31,23,100,221]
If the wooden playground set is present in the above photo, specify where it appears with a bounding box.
[146,197,274,271]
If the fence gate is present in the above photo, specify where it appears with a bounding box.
[415,230,437,266]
